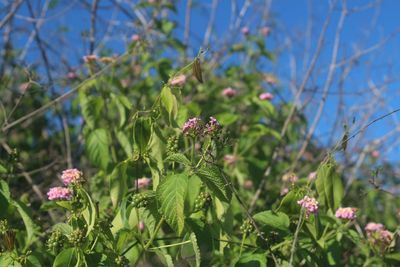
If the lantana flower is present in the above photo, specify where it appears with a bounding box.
[365,222,393,248]
[297,196,319,218]
[47,187,73,201]
[222,87,237,98]
[182,117,203,136]
[259,92,273,101]
[204,117,221,135]
[335,207,357,220]
[62,168,83,186]
[137,177,152,189]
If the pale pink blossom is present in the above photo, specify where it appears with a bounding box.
[282,172,298,184]
[297,196,319,218]
[137,177,151,189]
[19,82,31,93]
[131,34,140,42]
[259,92,273,101]
[335,207,357,220]
[67,71,78,80]
[371,150,380,158]
[120,79,129,88]
[243,180,253,189]
[83,54,98,63]
[170,74,186,86]
[241,26,250,35]
[308,171,317,181]
[61,168,83,186]
[138,220,145,232]
[224,154,237,165]
[182,117,203,136]
[47,187,73,201]
[280,187,289,196]
[264,74,277,85]
[365,222,384,233]
[379,230,393,245]
[222,87,237,98]
[260,26,271,36]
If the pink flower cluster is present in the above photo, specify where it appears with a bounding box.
[365,222,393,247]
[204,116,221,135]
[182,117,203,136]
[170,74,186,86]
[241,26,250,35]
[259,92,273,101]
[260,26,271,37]
[297,196,319,218]
[83,54,98,63]
[182,117,221,136]
[131,34,140,42]
[47,187,72,201]
[222,87,237,98]
[137,177,152,189]
[62,168,83,186]
[282,172,298,184]
[335,207,357,220]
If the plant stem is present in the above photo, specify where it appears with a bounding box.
[289,209,305,266]
[239,232,247,257]
[143,217,165,251]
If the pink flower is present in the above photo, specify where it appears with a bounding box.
[282,172,298,184]
[224,154,237,165]
[47,187,73,201]
[138,220,145,232]
[308,171,317,181]
[67,71,77,80]
[280,187,289,196]
[335,207,357,220]
[61,168,83,186]
[241,26,250,35]
[379,230,393,245]
[83,54,98,63]
[259,92,273,101]
[264,74,277,85]
[120,79,129,88]
[222,87,237,98]
[365,222,384,233]
[137,177,151,189]
[182,117,203,136]
[243,180,253,189]
[131,34,140,42]
[260,26,271,37]
[371,150,380,158]
[297,196,319,218]
[204,117,221,135]
[170,74,186,86]
[19,82,31,93]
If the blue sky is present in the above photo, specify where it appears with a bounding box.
[7,0,400,162]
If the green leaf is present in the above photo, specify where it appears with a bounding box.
[111,93,126,128]
[190,232,201,267]
[0,163,7,173]
[165,153,191,166]
[253,210,290,232]
[80,94,104,129]
[109,161,128,208]
[80,188,97,237]
[234,252,267,267]
[316,157,343,211]
[133,117,152,155]
[53,248,77,267]
[52,223,73,235]
[161,86,178,125]
[116,131,132,157]
[13,200,38,248]
[86,128,110,170]
[195,165,232,203]
[156,173,188,234]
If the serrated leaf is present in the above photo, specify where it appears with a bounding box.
[195,165,232,203]
[190,232,201,267]
[109,161,128,208]
[80,94,104,129]
[156,173,188,234]
[253,210,290,232]
[165,153,191,166]
[86,128,110,170]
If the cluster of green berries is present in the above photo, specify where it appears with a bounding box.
[194,191,212,212]
[166,136,179,155]
[131,191,155,208]
[0,219,8,234]
[114,255,129,267]
[240,219,254,234]
[47,229,64,251]
[68,229,85,246]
